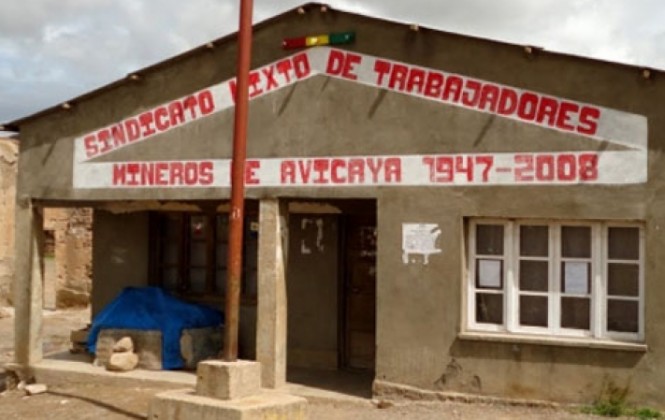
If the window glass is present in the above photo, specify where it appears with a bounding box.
[162,267,178,291]
[607,300,638,333]
[519,295,548,327]
[608,263,639,297]
[562,262,590,294]
[608,227,639,260]
[476,259,503,289]
[519,260,548,292]
[189,268,207,293]
[561,226,591,258]
[560,297,590,330]
[476,293,503,324]
[476,225,504,255]
[520,225,548,257]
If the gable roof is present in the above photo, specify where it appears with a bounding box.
[1,2,658,132]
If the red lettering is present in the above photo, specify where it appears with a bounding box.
[331,159,346,184]
[168,101,185,126]
[536,97,559,126]
[313,159,330,184]
[578,106,600,135]
[326,49,346,75]
[478,85,500,112]
[124,119,141,142]
[245,160,260,185]
[424,71,444,98]
[461,80,481,107]
[385,158,401,183]
[514,154,534,181]
[366,158,383,183]
[342,53,361,80]
[199,161,214,185]
[517,93,539,121]
[497,88,518,115]
[139,112,157,137]
[292,53,310,78]
[280,161,296,184]
[248,71,263,98]
[183,96,199,119]
[156,162,169,185]
[229,80,238,103]
[298,160,312,183]
[276,59,293,83]
[112,164,125,185]
[388,64,408,91]
[406,69,426,94]
[348,159,365,183]
[442,76,463,102]
[140,162,155,185]
[84,135,99,158]
[374,60,391,86]
[155,107,170,131]
[110,124,126,148]
[262,66,279,91]
[184,162,198,185]
[198,90,215,115]
[170,162,183,185]
[555,102,579,131]
[98,129,112,153]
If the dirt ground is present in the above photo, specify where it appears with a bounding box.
[0,307,634,419]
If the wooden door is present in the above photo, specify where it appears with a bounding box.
[342,214,377,370]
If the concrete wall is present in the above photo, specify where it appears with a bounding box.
[0,138,17,306]
[287,214,339,369]
[12,6,665,407]
[91,210,149,316]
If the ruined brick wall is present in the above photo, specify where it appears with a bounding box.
[43,208,93,308]
[0,138,17,306]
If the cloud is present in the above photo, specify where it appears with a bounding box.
[1,0,663,125]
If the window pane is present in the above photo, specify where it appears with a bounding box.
[562,262,590,294]
[244,270,258,297]
[608,227,639,260]
[520,295,548,327]
[561,226,591,258]
[162,268,179,291]
[476,225,504,255]
[190,242,207,266]
[607,299,638,333]
[190,215,207,240]
[476,259,503,289]
[216,243,228,268]
[520,225,548,257]
[561,297,590,330]
[165,214,181,238]
[216,269,227,294]
[190,268,206,293]
[608,263,639,297]
[476,293,503,324]
[164,242,179,265]
[217,215,229,241]
[519,260,548,292]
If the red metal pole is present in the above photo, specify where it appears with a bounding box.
[224,0,253,362]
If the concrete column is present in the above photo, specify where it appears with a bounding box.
[13,200,44,366]
[256,199,288,388]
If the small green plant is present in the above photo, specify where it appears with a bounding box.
[581,378,661,418]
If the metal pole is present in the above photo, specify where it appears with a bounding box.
[224,0,254,362]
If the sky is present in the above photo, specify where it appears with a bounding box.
[1,0,664,128]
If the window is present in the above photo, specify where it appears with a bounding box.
[467,219,644,342]
[150,211,258,302]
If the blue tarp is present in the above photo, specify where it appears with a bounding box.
[87,287,223,369]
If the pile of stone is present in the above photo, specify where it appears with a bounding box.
[106,336,139,372]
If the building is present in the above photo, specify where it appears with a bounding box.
[3,3,663,407]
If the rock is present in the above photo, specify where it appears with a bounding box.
[107,352,139,372]
[25,384,48,395]
[16,381,26,391]
[113,336,134,353]
[0,308,10,319]
[372,399,394,409]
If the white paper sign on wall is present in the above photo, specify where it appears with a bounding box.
[402,223,442,265]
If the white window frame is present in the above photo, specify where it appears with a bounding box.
[466,219,644,343]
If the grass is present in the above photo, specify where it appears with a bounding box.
[581,379,661,418]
